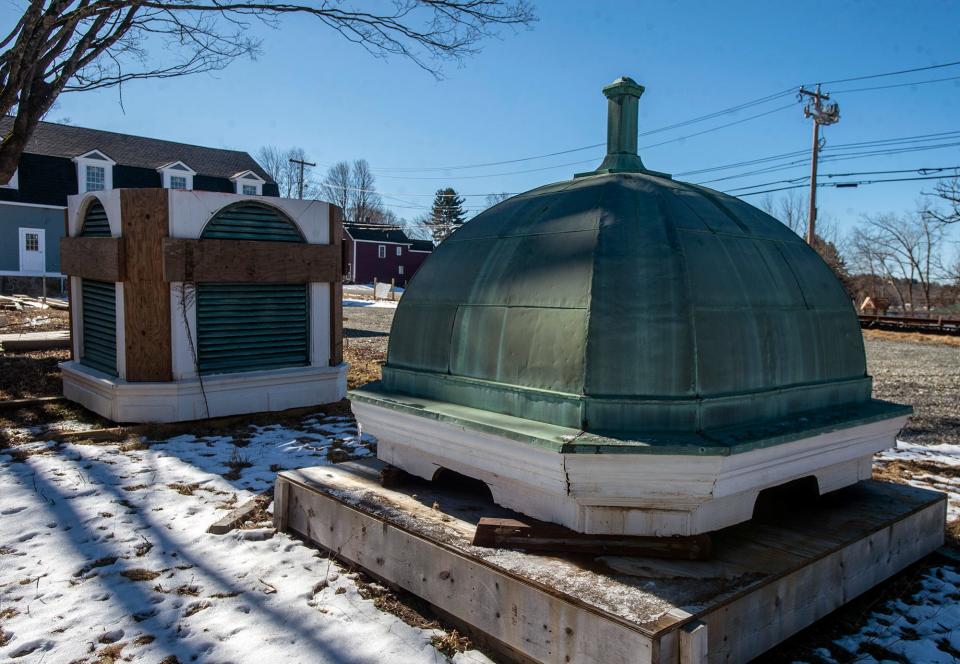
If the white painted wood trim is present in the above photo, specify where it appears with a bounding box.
[356,400,909,536]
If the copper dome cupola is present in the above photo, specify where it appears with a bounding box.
[351,77,910,537]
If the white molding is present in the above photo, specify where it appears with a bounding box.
[355,400,910,537]
[61,360,347,423]
[68,191,122,236]
[357,239,412,246]
[0,200,65,211]
[166,190,329,243]
[73,150,115,193]
[1,167,19,189]
[0,270,64,277]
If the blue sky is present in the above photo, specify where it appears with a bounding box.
[12,0,960,233]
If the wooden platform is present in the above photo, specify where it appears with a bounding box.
[274,460,946,664]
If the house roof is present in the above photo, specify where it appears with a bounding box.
[344,223,415,244]
[1,117,273,182]
[409,239,434,251]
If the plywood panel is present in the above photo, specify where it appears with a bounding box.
[328,204,343,366]
[60,237,124,282]
[121,189,172,382]
[162,238,340,283]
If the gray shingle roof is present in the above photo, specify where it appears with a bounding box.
[1,117,273,182]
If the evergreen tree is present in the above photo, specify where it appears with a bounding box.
[427,188,467,243]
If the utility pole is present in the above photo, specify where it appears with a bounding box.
[289,155,316,199]
[798,84,840,245]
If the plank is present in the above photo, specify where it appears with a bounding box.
[472,516,712,559]
[121,189,172,382]
[207,489,272,534]
[328,204,343,366]
[60,237,124,282]
[0,330,71,351]
[162,238,340,283]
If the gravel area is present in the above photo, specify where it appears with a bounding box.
[864,331,960,446]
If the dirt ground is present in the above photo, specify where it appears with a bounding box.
[0,307,70,334]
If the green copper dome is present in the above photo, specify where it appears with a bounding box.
[371,78,877,439]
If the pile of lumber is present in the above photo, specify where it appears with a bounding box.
[0,294,68,311]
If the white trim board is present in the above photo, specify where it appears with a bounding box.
[0,201,66,211]
[355,400,910,537]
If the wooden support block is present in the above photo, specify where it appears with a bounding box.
[680,621,708,664]
[328,204,343,366]
[60,237,124,282]
[472,516,713,560]
[162,238,341,283]
[208,490,272,534]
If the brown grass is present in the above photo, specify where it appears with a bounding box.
[93,642,125,664]
[862,328,960,347]
[345,346,385,389]
[167,482,200,496]
[132,635,155,646]
[0,349,70,400]
[120,568,162,582]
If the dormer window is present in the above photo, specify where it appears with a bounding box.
[73,150,115,193]
[157,161,196,191]
[0,167,19,189]
[230,170,266,196]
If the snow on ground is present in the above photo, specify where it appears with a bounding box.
[343,298,399,309]
[798,443,960,664]
[0,412,489,663]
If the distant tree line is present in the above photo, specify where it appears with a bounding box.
[761,177,960,313]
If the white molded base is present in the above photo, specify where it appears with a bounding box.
[353,400,909,536]
[61,360,347,423]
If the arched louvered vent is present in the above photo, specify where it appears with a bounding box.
[201,202,303,242]
[196,203,309,375]
[80,201,111,237]
[80,279,117,376]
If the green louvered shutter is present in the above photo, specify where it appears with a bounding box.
[80,201,111,237]
[79,202,117,375]
[80,279,117,375]
[196,203,309,375]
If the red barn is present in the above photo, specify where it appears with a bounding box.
[342,223,433,287]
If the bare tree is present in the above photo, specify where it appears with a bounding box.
[852,210,948,312]
[0,1,535,182]
[350,159,382,224]
[923,174,960,225]
[257,145,317,198]
[320,161,351,213]
[485,192,512,208]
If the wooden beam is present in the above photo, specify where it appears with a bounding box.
[60,237,124,282]
[472,517,713,560]
[162,238,340,283]
[328,204,344,366]
[121,189,172,382]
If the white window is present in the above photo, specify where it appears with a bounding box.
[73,150,115,193]
[378,245,386,259]
[396,246,402,256]
[231,170,266,196]
[24,232,39,251]
[158,161,195,191]
[398,265,405,275]
[0,168,18,189]
[86,165,105,192]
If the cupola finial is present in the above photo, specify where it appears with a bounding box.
[576,76,669,178]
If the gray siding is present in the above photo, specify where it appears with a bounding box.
[0,203,66,273]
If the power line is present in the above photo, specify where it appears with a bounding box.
[813,59,960,86]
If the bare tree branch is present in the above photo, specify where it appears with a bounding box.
[0,0,535,181]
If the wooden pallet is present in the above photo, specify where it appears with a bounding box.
[274,459,945,664]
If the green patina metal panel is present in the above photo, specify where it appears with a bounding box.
[80,279,117,375]
[201,202,304,243]
[196,283,309,375]
[80,201,111,237]
[195,203,309,375]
